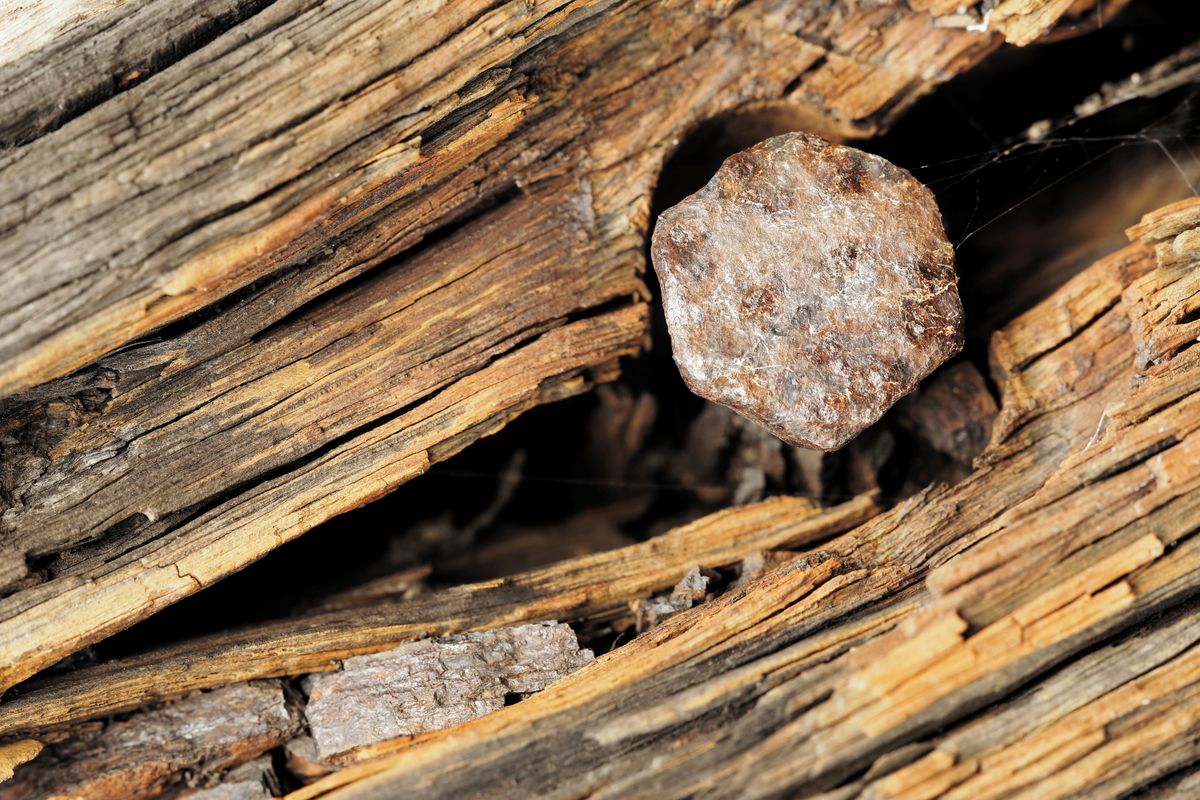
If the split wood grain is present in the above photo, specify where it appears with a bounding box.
[284,199,1200,799]
[0,494,876,736]
[0,0,1008,395]
[0,0,1027,698]
[0,0,270,146]
[0,681,298,800]
[0,303,644,693]
[857,601,1200,799]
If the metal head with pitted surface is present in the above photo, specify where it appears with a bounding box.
[651,132,963,451]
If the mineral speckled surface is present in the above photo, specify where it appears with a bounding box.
[304,622,593,758]
[650,132,963,451]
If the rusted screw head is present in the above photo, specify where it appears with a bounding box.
[651,132,963,451]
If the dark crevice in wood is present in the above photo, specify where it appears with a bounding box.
[782,55,826,97]
[248,182,523,345]
[15,295,637,606]
[1016,295,1124,372]
[1089,435,1181,484]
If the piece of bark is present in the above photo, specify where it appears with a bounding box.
[280,200,1200,800]
[633,566,712,631]
[651,133,963,450]
[173,757,280,800]
[0,176,634,589]
[0,0,1020,696]
[0,494,876,737]
[305,622,592,760]
[0,681,297,800]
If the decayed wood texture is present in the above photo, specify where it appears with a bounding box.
[5,197,1194,799]
[0,494,875,736]
[0,0,1037,697]
[304,622,593,759]
[268,199,1200,799]
[0,681,299,800]
[0,0,270,146]
[1,625,592,796]
[0,0,1016,396]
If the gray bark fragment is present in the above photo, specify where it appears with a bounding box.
[635,566,710,630]
[305,622,593,759]
[0,681,296,800]
[173,756,279,800]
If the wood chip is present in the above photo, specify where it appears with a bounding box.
[305,622,593,759]
[0,739,40,783]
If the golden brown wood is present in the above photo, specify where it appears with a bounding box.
[273,198,1200,800]
[0,0,1027,698]
[0,494,876,736]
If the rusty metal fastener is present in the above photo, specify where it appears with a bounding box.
[651,132,963,451]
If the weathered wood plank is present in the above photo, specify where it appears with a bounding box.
[0,494,876,735]
[0,0,1008,396]
[0,0,271,146]
[281,199,1200,800]
[0,0,1024,696]
[0,301,645,692]
[1,177,626,586]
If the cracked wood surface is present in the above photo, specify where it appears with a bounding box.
[0,0,1029,697]
[0,494,876,736]
[9,192,1183,800]
[0,0,272,147]
[0,302,645,693]
[273,199,1200,799]
[0,0,1012,396]
[0,1,1154,795]
[0,681,299,800]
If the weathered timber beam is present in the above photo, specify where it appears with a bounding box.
[280,199,1200,799]
[0,494,877,736]
[0,0,1021,694]
[0,0,272,147]
[0,299,645,692]
[0,0,1006,395]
